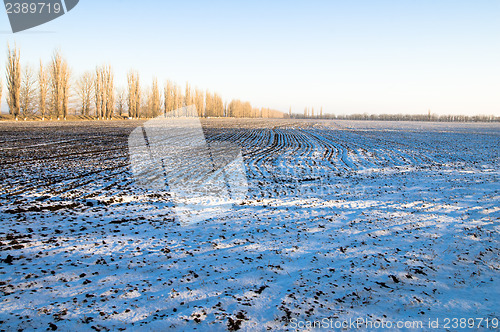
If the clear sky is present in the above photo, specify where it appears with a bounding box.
[1,0,499,116]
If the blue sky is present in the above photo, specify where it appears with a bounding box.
[1,0,499,115]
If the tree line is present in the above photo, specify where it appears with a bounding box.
[292,110,499,122]
[3,45,71,120]
[1,45,285,121]
[3,45,496,123]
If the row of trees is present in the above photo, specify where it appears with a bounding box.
[5,45,495,123]
[3,45,71,120]
[2,45,285,120]
[292,111,499,122]
[299,107,324,119]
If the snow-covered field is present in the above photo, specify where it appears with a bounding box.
[0,119,498,331]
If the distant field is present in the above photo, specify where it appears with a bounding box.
[0,119,499,331]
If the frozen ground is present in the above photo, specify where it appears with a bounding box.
[0,119,498,331]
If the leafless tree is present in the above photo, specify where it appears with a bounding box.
[176,85,183,111]
[228,99,250,118]
[38,61,48,120]
[213,93,223,117]
[173,85,182,116]
[205,90,213,117]
[95,69,103,119]
[76,71,93,116]
[135,77,141,118]
[3,45,296,121]
[127,70,141,118]
[104,66,114,119]
[20,66,37,119]
[49,51,70,120]
[95,65,114,120]
[195,88,204,117]
[115,88,126,117]
[164,80,174,116]
[61,61,70,119]
[150,78,160,117]
[185,82,193,106]
[6,44,21,120]
[252,107,259,117]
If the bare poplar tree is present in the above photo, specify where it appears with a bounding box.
[49,51,67,120]
[172,85,179,115]
[195,88,204,117]
[173,85,182,116]
[151,78,160,117]
[242,101,251,118]
[95,69,102,119]
[95,65,114,119]
[115,88,125,117]
[127,70,140,118]
[20,66,36,119]
[177,85,183,110]
[228,99,255,118]
[61,61,70,120]
[185,82,193,106]
[38,61,48,120]
[142,87,150,118]
[164,80,174,116]
[228,99,238,117]
[252,107,259,118]
[213,93,223,117]
[104,66,114,119]
[6,44,21,120]
[134,74,141,118]
[76,71,93,116]
[205,91,213,117]
[230,100,241,117]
